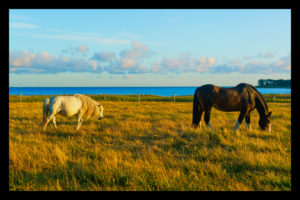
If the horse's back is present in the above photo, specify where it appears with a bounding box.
[49,96,82,117]
[194,84,219,109]
[195,84,218,95]
[194,83,255,111]
[197,84,216,90]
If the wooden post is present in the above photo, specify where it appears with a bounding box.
[104,93,106,101]
[138,92,140,102]
[20,92,22,102]
[173,93,176,102]
[273,94,276,102]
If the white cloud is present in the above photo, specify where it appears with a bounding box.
[92,52,116,62]
[9,47,291,76]
[244,51,275,60]
[92,41,156,74]
[62,45,89,56]
[207,57,216,66]
[9,50,99,74]
[10,50,35,67]
[120,58,137,69]
[195,57,216,72]
[120,41,155,59]
[151,62,160,72]
[77,45,88,53]
[275,54,291,71]
[211,53,291,74]
[10,31,130,46]
[10,22,38,29]
[151,54,217,74]
[34,52,54,64]
[88,60,98,71]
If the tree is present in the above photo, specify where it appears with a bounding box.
[257,79,291,88]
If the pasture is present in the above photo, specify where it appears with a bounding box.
[9,96,291,191]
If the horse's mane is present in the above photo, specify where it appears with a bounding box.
[246,84,269,115]
[73,94,100,118]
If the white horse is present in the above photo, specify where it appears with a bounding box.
[41,94,104,131]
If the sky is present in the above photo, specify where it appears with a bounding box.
[9,9,291,87]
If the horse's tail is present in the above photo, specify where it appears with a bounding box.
[192,88,201,127]
[41,98,50,128]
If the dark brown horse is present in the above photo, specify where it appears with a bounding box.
[192,83,272,132]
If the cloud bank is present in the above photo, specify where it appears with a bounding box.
[9,41,291,76]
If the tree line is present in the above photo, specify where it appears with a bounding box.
[257,79,291,88]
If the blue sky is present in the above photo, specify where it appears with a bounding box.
[9,9,291,87]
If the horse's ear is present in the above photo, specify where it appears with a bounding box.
[267,111,272,117]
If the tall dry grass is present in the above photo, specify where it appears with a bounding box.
[9,100,291,191]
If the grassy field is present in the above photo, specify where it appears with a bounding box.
[9,96,291,191]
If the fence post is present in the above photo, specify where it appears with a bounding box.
[273,94,276,102]
[138,92,140,102]
[20,92,22,102]
[173,93,176,102]
[104,93,106,101]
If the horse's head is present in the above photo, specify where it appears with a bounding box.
[96,104,104,120]
[259,111,272,132]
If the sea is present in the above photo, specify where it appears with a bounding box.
[9,87,291,97]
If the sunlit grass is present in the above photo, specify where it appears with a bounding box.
[9,99,291,191]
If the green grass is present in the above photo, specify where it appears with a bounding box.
[9,98,291,191]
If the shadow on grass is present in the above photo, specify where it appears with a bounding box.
[221,159,291,190]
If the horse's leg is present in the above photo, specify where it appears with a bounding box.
[234,109,248,131]
[75,114,83,131]
[52,116,57,130]
[204,107,213,131]
[43,108,59,131]
[192,99,204,128]
[245,112,251,132]
[42,112,56,130]
[41,109,50,130]
[193,109,204,129]
[41,98,49,130]
[199,110,204,129]
[41,114,48,130]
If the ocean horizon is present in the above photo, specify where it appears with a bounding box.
[9,86,291,97]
